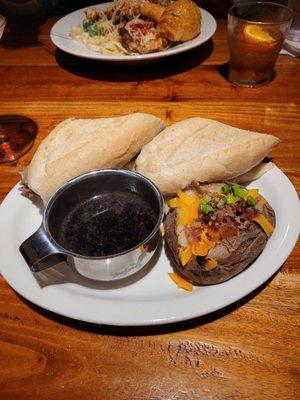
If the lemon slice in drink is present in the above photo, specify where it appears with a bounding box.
[244,25,276,44]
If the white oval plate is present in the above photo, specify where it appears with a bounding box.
[50,3,217,62]
[0,166,299,326]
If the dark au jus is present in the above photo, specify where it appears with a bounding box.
[57,192,157,257]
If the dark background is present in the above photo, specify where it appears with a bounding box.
[0,0,289,20]
[0,0,245,20]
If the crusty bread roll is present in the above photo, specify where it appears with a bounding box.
[140,3,165,23]
[135,118,280,195]
[25,113,165,203]
[157,0,201,42]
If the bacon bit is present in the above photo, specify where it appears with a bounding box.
[186,227,201,243]
[168,273,193,292]
[252,214,274,237]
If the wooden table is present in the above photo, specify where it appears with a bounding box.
[0,17,299,400]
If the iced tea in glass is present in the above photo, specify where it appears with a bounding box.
[228,2,293,87]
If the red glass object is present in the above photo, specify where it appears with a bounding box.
[0,116,37,163]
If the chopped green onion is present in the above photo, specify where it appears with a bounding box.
[233,184,247,198]
[84,20,108,37]
[200,195,212,205]
[247,196,256,206]
[83,19,94,32]
[221,184,231,194]
[226,195,237,205]
[200,204,214,215]
[217,198,226,208]
[241,200,248,208]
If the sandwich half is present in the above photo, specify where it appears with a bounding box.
[23,113,165,203]
[135,117,280,195]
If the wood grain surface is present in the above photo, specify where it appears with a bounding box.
[0,17,299,400]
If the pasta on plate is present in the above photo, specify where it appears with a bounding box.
[69,0,201,55]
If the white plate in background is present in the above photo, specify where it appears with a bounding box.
[50,3,217,62]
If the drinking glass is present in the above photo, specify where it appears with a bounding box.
[227,2,293,87]
[286,0,300,42]
[0,15,4,40]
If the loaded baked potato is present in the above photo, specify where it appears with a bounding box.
[164,182,275,285]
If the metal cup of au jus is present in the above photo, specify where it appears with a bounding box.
[20,169,164,281]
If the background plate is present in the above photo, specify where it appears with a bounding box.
[0,166,299,326]
[50,3,217,62]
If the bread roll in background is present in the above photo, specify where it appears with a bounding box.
[140,3,165,23]
[157,0,201,42]
[135,117,280,195]
[25,113,165,203]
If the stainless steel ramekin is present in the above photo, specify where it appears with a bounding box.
[20,169,164,281]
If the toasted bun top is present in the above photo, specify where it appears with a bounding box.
[26,113,165,203]
[135,117,280,195]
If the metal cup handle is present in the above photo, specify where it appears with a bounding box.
[19,226,66,272]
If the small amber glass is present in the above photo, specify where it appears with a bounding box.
[228,2,293,87]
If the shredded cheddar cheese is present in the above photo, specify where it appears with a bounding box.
[246,189,259,200]
[191,242,211,257]
[168,190,199,226]
[168,272,193,292]
[180,244,193,266]
[177,190,199,206]
[167,197,185,208]
[252,214,274,237]
[180,227,220,266]
[203,257,218,271]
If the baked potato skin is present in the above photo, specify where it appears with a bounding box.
[164,201,275,285]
